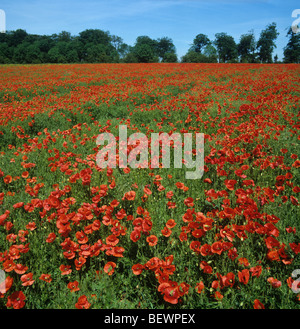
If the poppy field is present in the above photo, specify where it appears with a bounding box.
[0,63,299,309]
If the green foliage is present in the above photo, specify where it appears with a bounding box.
[238,31,256,63]
[0,22,298,64]
[191,34,210,53]
[283,27,300,63]
[181,50,217,63]
[256,22,279,63]
[214,32,238,63]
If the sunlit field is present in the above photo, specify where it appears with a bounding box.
[0,63,299,309]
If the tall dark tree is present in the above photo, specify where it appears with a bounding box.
[156,37,176,62]
[191,34,210,53]
[134,44,157,63]
[78,29,111,46]
[238,31,256,63]
[283,27,300,63]
[203,44,218,62]
[57,31,73,43]
[214,32,238,63]
[132,36,158,62]
[256,22,279,63]
[162,52,178,63]
[7,29,28,47]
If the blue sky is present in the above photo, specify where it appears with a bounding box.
[1,0,299,60]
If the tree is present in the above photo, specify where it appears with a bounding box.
[48,45,67,63]
[238,31,256,63]
[7,29,28,47]
[156,37,176,62]
[122,50,138,63]
[0,42,11,63]
[12,42,30,63]
[256,23,279,63]
[57,31,73,43]
[78,29,111,46]
[181,51,204,63]
[132,36,158,62]
[191,34,210,53]
[214,33,238,63]
[25,43,42,63]
[83,43,111,63]
[203,44,218,62]
[134,44,157,63]
[110,35,130,61]
[117,43,131,59]
[283,27,300,63]
[162,52,178,63]
[181,50,217,63]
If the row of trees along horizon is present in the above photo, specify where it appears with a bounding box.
[0,22,299,64]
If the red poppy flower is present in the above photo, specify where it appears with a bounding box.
[177,282,190,297]
[39,273,52,283]
[253,299,265,309]
[74,257,86,270]
[163,287,179,304]
[124,191,136,201]
[161,226,172,237]
[146,257,160,271]
[267,250,280,262]
[106,234,119,246]
[21,273,35,286]
[200,261,212,274]
[26,222,36,231]
[179,231,187,242]
[214,291,223,301]
[104,262,116,275]
[267,277,282,288]
[13,202,24,209]
[67,281,80,292]
[175,182,185,190]
[3,259,16,273]
[192,229,205,239]
[46,232,56,243]
[14,263,28,275]
[200,244,211,256]
[0,210,10,226]
[195,281,205,294]
[223,272,235,287]
[211,241,223,255]
[290,196,299,205]
[3,175,12,184]
[166,191,174,199]
[290,242,300,254]
[292,160,300,168]
[224,179,237,191]
[238,257,250,267]
[144,187,152,195]
[146,235,158,246]
[60,264,72,275]
[250,265,262,278]
[184,197,194,207]
[238,269,250,285]
[75,231,88,244]
[130,229,141,242]
[75,295,91,309]
[132,263,144,275]
[6,291,26,309]
[166,219,176,229]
